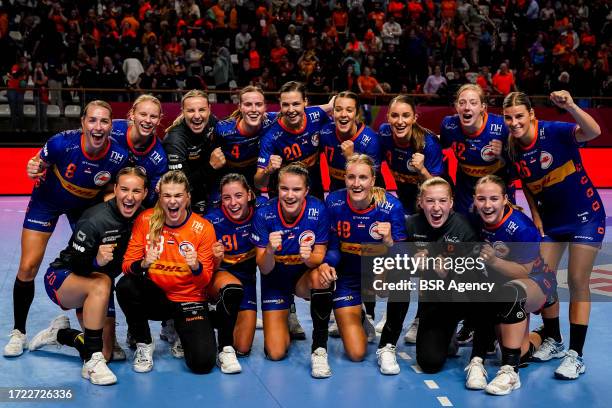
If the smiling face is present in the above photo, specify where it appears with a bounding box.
[419,184,453,229]
[183,96,210,134]
[345,162,375,207]
[221,181,251,221]
[474,181,507,225]
[503,104,534,142]
[333,96,358,137]
[114,174,147,218]
[129,100,161,140]
[81,105,112,154]
[239,91,266,129]
[280,91,306,129]
[455,88,486,131]
[387,101,416,140]
[160,182,190,226]
[278,172,308,219]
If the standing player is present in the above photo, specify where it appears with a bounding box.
[162,90,219,215]
[4,101,129,357]
[209,86,278,189]
[376,95,444,341]
[111,94,168,207]
[440,84,515,215]
[251,164,331,377]
[205,173,265,356]
[320,91,381,192]
[254,81,331,198]
[118,170,244,375]
[469,175,557,395]
[27,168,148,385]
[503,90,605,380]
[322,154,407,375]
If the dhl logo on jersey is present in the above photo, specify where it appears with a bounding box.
[459,160,504,178]
[340,242,388,256]
[224,248,256,264]
[329,167,346,180]
[149,261,191,275]
[274,254,304,265]
[53,165,100,199]
[226,157,258,168]
[391,171,420,185]
[526,160,575,194]
[299,153,318,168]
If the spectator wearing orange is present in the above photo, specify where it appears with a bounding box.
[407,0,425,22]
[48,3,67,33]
[440,0,457,21]
[332,3,348,35]
[357,67,385,95]
[368,3,385,33]
[388,0,406,21]
[270,38,289,65]
[492,63,517,96]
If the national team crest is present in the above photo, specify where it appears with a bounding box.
[481,145,497,162]
[94,171,112,186]
[179,241,196,257]
[493,241,510,259]
[299,230,316,246]
[540,151,553,169]
[369,222,382,240]
[311,133,319,147]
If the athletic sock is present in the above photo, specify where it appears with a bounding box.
[83,328,103,361]
[379,301,409,347]
[543,316,562,343]
[57,328,87,360]
[363,301,375,320]
[310,288,332,352]
[13,278,35,333]
[501,346,521,372]
[569,323,588,357]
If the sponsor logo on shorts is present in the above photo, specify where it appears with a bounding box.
[26,218,51,227]
[262,298,285,305]
[333,295,354,302]
[94,171,112,186]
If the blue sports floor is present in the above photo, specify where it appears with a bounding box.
[1,192,612,407]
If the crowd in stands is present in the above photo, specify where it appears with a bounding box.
[2,0,612,108]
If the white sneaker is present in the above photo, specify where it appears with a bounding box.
[375,312,387,334]
[133,342,154,373]
[82,352,117,385]
[532,337,565,362]
[376,344,400,375]
[28,315,70,351]
[465,357,488,390]
[311,347,332,378]
[554,349,585,380]
[170,338,184,358]
[4,329,28,357]
[363,314,376,343]
[256,318,264,330]
[403,318,419,344]
[217,346,242,374]
[112,338,126,361]
[485,365,521,395]
[160,320,178,343]
[288,311,306,340]
[328,320,340,337]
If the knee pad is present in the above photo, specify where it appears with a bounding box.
[217,284,244,316]
[495,282,528,324]
[310,288,333,321]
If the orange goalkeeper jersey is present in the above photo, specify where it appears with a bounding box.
[122,209,216,302]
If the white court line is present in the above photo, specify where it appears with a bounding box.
[411,364,422,374]
[424,380,439,389]
[437,396,453,407]
[397,351,411,361]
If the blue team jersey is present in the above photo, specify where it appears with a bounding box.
[320,122,381,191]
[512,119,605,230]
[205,196,268,280]
[111,119,168,207]
[326,189,407,278]
[479,206,556,303]
[440,113,513,214]
[215,112,278,171]
[257,106,330,170]
[251,196,329,275]
[35,130,129,210]
[379,123,444,213]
